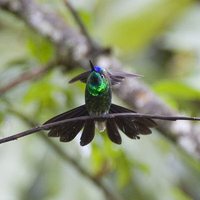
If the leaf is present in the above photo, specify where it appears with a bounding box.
[153,80,200,100]
[78,9,92,29]
[23,74,62,112]
[26,32,55,63]
[115,150,133,188]
[0,112,4,125]
[0,16,27,68]
[91,139,133,188]
[95,0,192,52]
[172,187,193,200]
[91,143,107,173]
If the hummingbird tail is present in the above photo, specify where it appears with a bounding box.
[110,104,157,140]
[43,104,157,146]
[106,118,122,144]
[44,105,93,145]
[80,119,95,146]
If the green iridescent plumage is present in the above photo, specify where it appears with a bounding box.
[85,69,111,117]
[87,71,108,96]
[44,61,157,146]
[85,69,111,132]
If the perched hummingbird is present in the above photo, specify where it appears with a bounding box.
[44,61,157,146]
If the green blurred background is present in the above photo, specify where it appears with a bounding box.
[0,0,200,199]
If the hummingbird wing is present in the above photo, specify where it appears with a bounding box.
[44,105,87,125]
[68,71,90,83]
[110,104,157,139]
[69,70,142,85]
[108,71,142,85]
[43,105,88,142]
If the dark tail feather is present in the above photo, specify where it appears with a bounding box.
[59,120,85,142]
[110,104,157,139]
[114,117,140,139]
[133,121,152,135]
[44,105,88,142]
[80,120,95,146]
[106,118,122,144]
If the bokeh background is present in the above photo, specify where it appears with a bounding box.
[0,0,200,200]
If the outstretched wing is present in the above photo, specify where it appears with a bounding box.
[108,71,142,85]
[44,105,97,145]
[110,104,157,139]
[68,71,90,84]
[69,70,142,85]
[44,105,88,142]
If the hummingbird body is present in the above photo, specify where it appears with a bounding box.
[85,66,111,116]
[44,61,157,146]
[85,66,111,131]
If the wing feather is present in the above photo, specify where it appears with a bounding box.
[44,105,88,142]
[110,104,156,139]
[68,71,90,84]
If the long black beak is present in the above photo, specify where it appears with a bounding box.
[89,60,95,71]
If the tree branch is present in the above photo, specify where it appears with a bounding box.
[0,60,56,96]
[1,112,200,144]
[63,0,96,51]
[1,0,200,159]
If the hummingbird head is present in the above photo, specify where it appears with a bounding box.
[69,60,142,86]
[86,62,109,96]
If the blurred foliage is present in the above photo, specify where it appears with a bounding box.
[153,80,200,113]
[94,0,192,53]
[26,32,55,64]
[1,0,200,200]
[91,138,135,188]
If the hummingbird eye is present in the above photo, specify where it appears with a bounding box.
[100,74,104,78]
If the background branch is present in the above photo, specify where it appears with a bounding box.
[1,112,200,145]
[63,0,97,51]
[0,0,200,160]
[0,60,56,96]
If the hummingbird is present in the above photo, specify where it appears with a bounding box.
[44,61,157,146]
